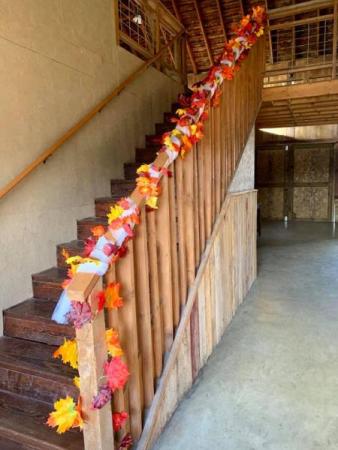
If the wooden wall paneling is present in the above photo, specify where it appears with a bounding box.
[168,166,180,329]
[115,241,143,441]
[145,212,163,380]
[213,230,224,343]
[155,176,174,353]
[134,209,155,410]
[176,326,193,400]
[197,279,208,367]
[210,107,216,222]
[175,157,188,308]
[190,299,200,380]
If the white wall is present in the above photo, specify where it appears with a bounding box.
[0,0,181,332]
[229,127,255,193]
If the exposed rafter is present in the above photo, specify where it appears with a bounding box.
[192,0,214,66]
[170,0,198,74]
[215,0,228,42]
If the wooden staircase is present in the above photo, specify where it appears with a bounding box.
[0,106,178,449]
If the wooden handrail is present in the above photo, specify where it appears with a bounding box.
[0,30,184,201]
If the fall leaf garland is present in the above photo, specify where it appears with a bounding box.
[48,7,266,445]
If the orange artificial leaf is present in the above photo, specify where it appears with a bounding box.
[47,396,83,434]
[106,329,124,357]
[105,282,123,309]
[61,248,70,261]
[53,338,78,369]
[91,225,105,237]
[73,376,80,390]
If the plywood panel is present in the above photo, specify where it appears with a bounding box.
[256,148,285,184]
[293,186,329,220]
[258,187,285,219]
[294,147,330,183]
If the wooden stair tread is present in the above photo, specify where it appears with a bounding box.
[4,299,74,345]
[0,391,83,449]
[77,216,107,240]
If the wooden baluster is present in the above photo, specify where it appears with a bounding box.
[203,119,212,238]
[214,106,221,213]
[168,166,181,329]
[146,211,163,380]
[175,157,188,307]
[156,176,174,353]
[183,150,195,287]
[197,138,206,254]
[76,278,114,450]
[115,241,143,441]
[193,147,200,266]
[134,209,155,411]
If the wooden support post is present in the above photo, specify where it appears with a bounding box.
[156,176,174,352]
[146,211,163,380]
[115,241,143,441]
[76,278,114,450]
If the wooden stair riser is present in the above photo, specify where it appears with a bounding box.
[0,366,77,406]
[77,217,107,241]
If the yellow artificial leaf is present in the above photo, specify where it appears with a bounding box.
[53,339,78,369]
[136,164,150,174]
[107,204,124,224]
[73,376,80,389]
[106,329,124,358]
[47,396,83,434]
[146,196,158,209]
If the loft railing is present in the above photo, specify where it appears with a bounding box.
[0,28,185,201]
[50,9,266,447]
[116,0,184,79]
[264,0,338,87]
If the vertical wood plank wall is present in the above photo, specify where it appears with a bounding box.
[142,190,257,449]
[101,37,264,449]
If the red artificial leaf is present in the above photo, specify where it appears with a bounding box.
[123,224,134,238]
[104,357,129,392]
[118,433,133,449]
[96,291,106,312]
[66,301,92,329]
[83,237,96,257]
[103,243,116,257]
[92,384,111,409]
[113,411,128,432]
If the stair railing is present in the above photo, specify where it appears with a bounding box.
[64,31,266,449]
[0,28,185,202]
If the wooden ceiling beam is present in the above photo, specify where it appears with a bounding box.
[262,79,338,101]
[268,0,334,20]
[171,0,198,74]
[268,14,333,30]
[192,0,214,66]
[215,0,228,42]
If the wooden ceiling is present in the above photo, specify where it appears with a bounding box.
[159,0,338,127]
[160,0,246,72]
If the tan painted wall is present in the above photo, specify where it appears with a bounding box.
[0,0,181,332]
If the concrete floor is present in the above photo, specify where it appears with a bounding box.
[154,221,338,450]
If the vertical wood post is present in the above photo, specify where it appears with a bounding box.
[76,278,114,450]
